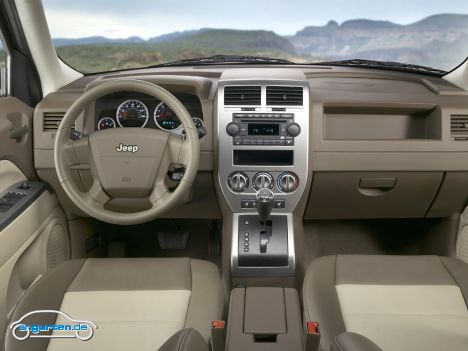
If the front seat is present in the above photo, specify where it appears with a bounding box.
[5,258,224,351]
[303,255,468,351]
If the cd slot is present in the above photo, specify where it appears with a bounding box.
[240,119,287,123]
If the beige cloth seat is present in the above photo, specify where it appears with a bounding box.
[303,255,468,351]
[5,258,225,351]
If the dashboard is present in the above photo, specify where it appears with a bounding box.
[94,91,205,137]
[33,65,468,221]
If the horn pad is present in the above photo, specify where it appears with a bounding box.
[89,128,169,198]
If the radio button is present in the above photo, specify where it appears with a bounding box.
[286,123,301,137]
[226,122,241,136]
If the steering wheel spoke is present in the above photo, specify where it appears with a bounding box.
[69,136,91,170]
[87,180,111,207]
[166,135,184,164]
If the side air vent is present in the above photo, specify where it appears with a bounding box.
[224,86,261,106]
[450,115,468,140]
[266,86,303,106]
[43,112,66,131]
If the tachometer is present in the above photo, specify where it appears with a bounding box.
[154,102,182,131]
[97,117,116,130]
[116,99,149,128]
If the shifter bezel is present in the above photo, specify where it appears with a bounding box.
[231,212,295,277]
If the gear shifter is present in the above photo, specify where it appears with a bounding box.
[256,188,274,223]
[256,188,274,253]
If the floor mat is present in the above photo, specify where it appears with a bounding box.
[104,219,222,268]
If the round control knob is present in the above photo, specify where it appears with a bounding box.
[226,122,241,136]
[286,123,301,137]
[252,172,274,191]
[228,172,249,193]
[277,172,299,193]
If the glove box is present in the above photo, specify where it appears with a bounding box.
[305,172,443,219]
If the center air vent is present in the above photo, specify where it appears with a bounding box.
[224,86,261,106]
[43,112,66,131]
[450,115,468,140]
[266,86,303,106]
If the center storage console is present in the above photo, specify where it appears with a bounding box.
[225,287,304,351]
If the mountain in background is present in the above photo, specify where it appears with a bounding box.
[147,29,206,43]
[289,14,468,69]
[54,29,296,53]
[53,36,145,47]
[53,14,468,72]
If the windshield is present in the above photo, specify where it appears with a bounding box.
[42,0,468,74]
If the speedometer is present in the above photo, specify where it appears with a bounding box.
[116,99,149,128]
[154,102,182,131]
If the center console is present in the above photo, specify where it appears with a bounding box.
[217,79,309,277]
[224,287,305,351]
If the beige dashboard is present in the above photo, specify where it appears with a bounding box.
[32,65,468,220]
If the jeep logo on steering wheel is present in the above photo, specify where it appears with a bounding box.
[116,143,139,153]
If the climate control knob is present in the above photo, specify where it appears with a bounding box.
[226,122,241,136]
[252,172,274,191]
[228,172,249,192]
[286,123,301,137]
[277,172,298,193]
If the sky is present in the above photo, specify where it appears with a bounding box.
[42,0,468,39]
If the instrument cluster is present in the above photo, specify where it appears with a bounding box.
[95,91,205,138]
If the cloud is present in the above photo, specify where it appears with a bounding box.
[42,0,468,38]
[44,9,154,38]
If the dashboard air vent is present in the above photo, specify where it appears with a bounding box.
[266,86,303,106]
[450,115,468,140]
[224,86,261,106]
[43,112,66,131]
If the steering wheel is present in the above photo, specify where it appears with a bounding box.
[54,80,200,225]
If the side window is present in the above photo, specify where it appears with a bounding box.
[0,38,7,96]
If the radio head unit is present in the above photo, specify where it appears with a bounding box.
[226,113,301,146]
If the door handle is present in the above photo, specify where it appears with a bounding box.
[9,125,28,142]
[359,177,396,189]
[358,177,396,196]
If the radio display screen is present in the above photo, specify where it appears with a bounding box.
[248,123,279,136]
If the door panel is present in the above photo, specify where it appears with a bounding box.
[0,96,35,179]
[0,160,26,192]
[0,97,69,342]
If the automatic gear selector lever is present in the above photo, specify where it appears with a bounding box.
[256,189,274,253]
[237,188,288,268]
[256,188,274,224]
